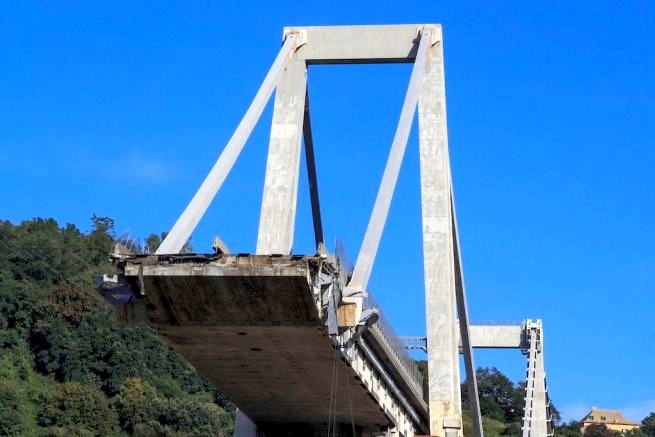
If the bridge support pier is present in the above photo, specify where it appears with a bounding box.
[419,27,462,437]
[257,51,307,255]
[522,320,552,437]
[143,24,484,437]
[234,410,258,437]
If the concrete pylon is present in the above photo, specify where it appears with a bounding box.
[154,24,483,436]
[418,27,463,437]
[156,33,303,255]
[532,343,549,437]
[233,410,258,437]
[257,52,307,255]
[522,319,551,437]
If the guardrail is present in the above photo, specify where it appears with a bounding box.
[470,320,524,326]
[399,336,427,353]
[363,291,425,398]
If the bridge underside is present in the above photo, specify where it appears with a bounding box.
[122,254,396,433]
[158,325,388,428]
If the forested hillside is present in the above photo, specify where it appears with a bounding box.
[419,364,655,437]
[4,216,652,437]
[460,367,552,437]
[0,217,234,436]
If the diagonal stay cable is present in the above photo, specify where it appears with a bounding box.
[157,32,303,254]
[348,28,433,292]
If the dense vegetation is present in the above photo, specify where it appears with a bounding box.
[420,365,655,437]
[416,361,557,436]
[557,413,655,437]
[3,216,654,436]
[0,216,234,436]
[460,366,560,437]
[462,368,655,437]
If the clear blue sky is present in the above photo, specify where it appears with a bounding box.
[1,1,654,423]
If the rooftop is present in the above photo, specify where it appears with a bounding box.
[581,408,639,426]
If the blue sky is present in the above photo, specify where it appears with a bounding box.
[1,1,654,423]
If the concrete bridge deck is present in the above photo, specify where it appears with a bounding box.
[120,253,428,435]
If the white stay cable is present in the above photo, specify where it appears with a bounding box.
[348,28,432,291]
[157,33,302,254]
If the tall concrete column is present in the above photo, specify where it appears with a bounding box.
[418,26,462,437]
[530,320,549,437]
[233,410,258,437]
[532,350,549,437]
[256,54,307,255]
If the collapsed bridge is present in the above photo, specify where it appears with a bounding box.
[116,253,427,436]
[104,24,554,437]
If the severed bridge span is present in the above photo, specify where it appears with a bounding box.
[104,25,554,437]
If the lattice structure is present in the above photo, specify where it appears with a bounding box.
[402,320,554,437]
[521,320,554,437]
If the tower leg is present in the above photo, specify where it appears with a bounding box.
[257,55,307,255]
[418,26,462,437]
[234,410,258,437]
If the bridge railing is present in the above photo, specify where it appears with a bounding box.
[470,320,524,326]
[398,336,427,353]
[363,291,425,398]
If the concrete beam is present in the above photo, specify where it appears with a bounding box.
[284,25,430,64]
[467,325,524,349]
[256,54,307,255]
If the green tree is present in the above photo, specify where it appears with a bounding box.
[502,420,522,437]
[0,359,36,435]
[0,216,235,435]
[4,218,67,284]
[115,377,159,432]
[0,341,54,436]
[625,428,647,437]
[89,215,115,265]
[642,412,655,437]
[0,386,23,436]
[550,403,562,426]
[41,282,103,326]
[144,231,195,254]
[180,236,194,254]
[584,423,619,437]
[0,218,99,285]
[142,397,230,436]
[90,215,115,236]
[39,381,118,435]
[0,277,38,348]
[463,367,524,422]
[144,233,163,253]
[556,420,582,437]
